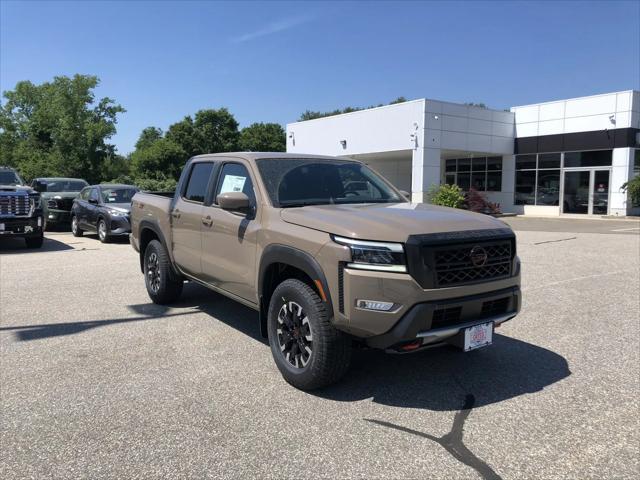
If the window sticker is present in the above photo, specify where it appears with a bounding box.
[220,175,247,194]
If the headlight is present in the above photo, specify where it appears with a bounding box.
[333,235,407,273]
[107,209,127,216]
[29,194,41,209]
[47,199,58,208]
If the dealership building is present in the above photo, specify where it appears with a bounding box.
[286,90,640,216]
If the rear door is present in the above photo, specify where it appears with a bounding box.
[200,161,260,302]
[171,161,216,276]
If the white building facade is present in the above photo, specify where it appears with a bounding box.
[286,90,640,216]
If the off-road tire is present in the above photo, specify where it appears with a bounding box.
[25,234,44,249]
[268,278,351,390]
[71,215,83,237]
[143,239,183,304]
[97,218,110,243]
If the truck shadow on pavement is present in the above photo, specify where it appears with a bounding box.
[0,236,74,254]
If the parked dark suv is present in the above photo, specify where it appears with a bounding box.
[31,177,88,229]
[71,184,138,243]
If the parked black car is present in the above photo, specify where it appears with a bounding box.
[71,184,138,243]
[31,177,88,229]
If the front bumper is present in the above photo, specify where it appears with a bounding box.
[365,287,521,349]
[108,216,131,235]
[45,209,71,224]
[0,216,44,238]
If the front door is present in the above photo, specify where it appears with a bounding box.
[562,169,610,215]
[200,161,260,303]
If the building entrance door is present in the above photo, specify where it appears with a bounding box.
[562,169,610,215]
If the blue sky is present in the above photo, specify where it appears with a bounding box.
[1,0,639,154]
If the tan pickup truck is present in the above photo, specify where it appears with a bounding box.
[130,153,521,390]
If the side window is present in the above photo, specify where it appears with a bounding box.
[183,162,214,203]
[215,163,255,203]
[89,188,99,203]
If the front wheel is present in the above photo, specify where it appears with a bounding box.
[71,215,83,237]
[268,279,351,390]
[97,218,110,243]
[144,239,183,304]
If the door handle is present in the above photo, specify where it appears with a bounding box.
[202,215,213,227]
[171,210,181,219]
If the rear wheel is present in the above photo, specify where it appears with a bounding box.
[97,218,110,243]
[268,279,351,390]
[71,215,83,237]
[144,239,183,304]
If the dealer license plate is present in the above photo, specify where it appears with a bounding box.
[464,322,493,351]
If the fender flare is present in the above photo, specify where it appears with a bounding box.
[257,244,334,338]
[137,219,176,274]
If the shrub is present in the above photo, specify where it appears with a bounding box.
[622,175,640,207]
[465,187,502,214]
[426,184,465,209]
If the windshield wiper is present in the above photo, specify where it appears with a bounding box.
[280,201,330,208]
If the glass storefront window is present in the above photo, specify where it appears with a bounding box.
[564,150,612,168]
[535,170,561,206]
[516,154,536,170]
[443,156,502,192]
[515,170,536,205]
[538,153,561,169]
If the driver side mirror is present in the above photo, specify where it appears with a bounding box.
[217,191,251,215]
[88,198,99,205]
[33,181,47,193]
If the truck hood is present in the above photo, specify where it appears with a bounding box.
[0,185,35,194]
[40,191,80,199]
[280,202,509,242]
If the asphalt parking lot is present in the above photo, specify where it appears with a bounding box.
[1,218,639,479]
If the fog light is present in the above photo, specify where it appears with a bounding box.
[356,299,395,312]
[48,214,55,219]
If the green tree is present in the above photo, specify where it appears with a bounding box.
[166,108,239,157]
[130,137,186,180]
[135,127,163,151]
[239,122,285,152]
[0,74,124,182]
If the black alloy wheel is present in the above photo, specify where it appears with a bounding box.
[277,300,313,369]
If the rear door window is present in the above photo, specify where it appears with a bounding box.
[183,162,214,203]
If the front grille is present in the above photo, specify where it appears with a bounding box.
[0,194,30,217]
[48,197,74,210]
[434,241,512,287]
[431,306,462,329]
[480,297,510,318]
[405,228,516,289]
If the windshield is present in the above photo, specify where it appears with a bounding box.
[100,187,138,203]
[40,180,88,192]
[0,170,23,186]
[256,159,404,207]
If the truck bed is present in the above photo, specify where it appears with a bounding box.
[130,191,174,251]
